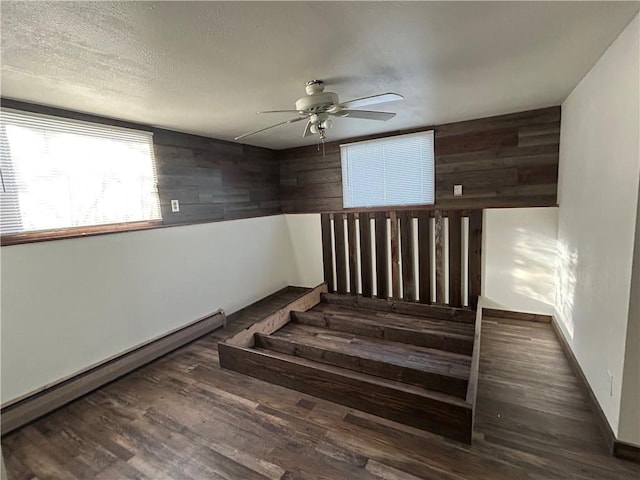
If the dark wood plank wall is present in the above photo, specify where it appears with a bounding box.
[1,99,282,227]
[279,106,560,212]
[2,99,559,227]
[153,130,281,225]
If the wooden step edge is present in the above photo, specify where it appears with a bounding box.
[264,327,472,376]
[321,293,476,324]
[222,283,327,348]
[282,322,473,364]
[465,303,482,436]
[292,311,475,342]
[254,333,469,398]
[221,342,471,408]
[315,303,477,335]
[291,310,474,356]
[252,346,471,407]
[218,342,473,444]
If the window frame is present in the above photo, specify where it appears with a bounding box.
[0,220,163,246]
[340,130,436,210]
[0,107,163,246]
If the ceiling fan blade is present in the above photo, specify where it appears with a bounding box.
[338,93,403,110]
[332,110,396,121]
[234,116,305,140]
[302,119,313,137]
[257,110,301,114]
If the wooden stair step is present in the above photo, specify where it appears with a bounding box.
[320,292,476,324]
[313,303,475,336]
[275,323,472,369]
[291,310,474,356]
[218,342,473,444]
[255,327,469,398]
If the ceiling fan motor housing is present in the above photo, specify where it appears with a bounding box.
[295,91,339,114]
[305,80,324,94]
[234,79,402,141]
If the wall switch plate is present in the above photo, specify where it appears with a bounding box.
[453,184,463,196]
[607,370,613,396]
[171,199,180,213]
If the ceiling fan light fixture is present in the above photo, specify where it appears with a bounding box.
[235,80,403,142]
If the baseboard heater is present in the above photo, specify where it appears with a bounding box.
[1,309,227,435]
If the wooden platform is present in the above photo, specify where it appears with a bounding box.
[3,287,639,479]
[219,284,482,444]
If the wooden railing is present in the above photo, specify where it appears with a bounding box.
[321,209,483,309]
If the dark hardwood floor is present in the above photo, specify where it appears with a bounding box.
[2,289,639,479]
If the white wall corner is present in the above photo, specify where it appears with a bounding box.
[556,13,640,438]
[482,207,558,316]
[618,174,640,446]
[284,213,325,288]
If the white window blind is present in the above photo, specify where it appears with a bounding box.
[341,131,435,208]
[0,109,161,235]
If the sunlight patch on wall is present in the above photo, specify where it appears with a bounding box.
[512,227,557,306]
[555,239,579,339]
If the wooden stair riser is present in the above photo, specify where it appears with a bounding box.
[218,343,473,444]
[291,311,474,356]
[321,293,476,324]
[254,333,469,398]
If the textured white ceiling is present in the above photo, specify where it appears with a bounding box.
[1,1,638,149]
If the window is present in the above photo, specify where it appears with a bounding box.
[0,109,161,239]
[341,131,435,208]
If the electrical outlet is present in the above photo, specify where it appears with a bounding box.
[171,199,180,213]
[453,184,463,197]
[607,370,613,396]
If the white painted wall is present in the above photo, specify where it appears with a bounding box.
[482,208,558,315]
[556,14,640,438]
[286,209,562,316]
[619,180,640,445]
[0,215,296,404]
[284,214,324,287]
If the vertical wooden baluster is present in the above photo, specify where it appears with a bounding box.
[468,210,483,309]
[390,211,400,300]
[347,213,358,295]
[375,211,389,299]
[400,211,416,302]
[334,213,348,294]
[417,211,432,304]
[448,210,462,308]
[320,213,335,292]
[359,212,373,297]
[434,210,445,305]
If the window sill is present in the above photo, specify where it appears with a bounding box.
[1,220,164,247]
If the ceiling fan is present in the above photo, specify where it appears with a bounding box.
[234,80,403,141]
